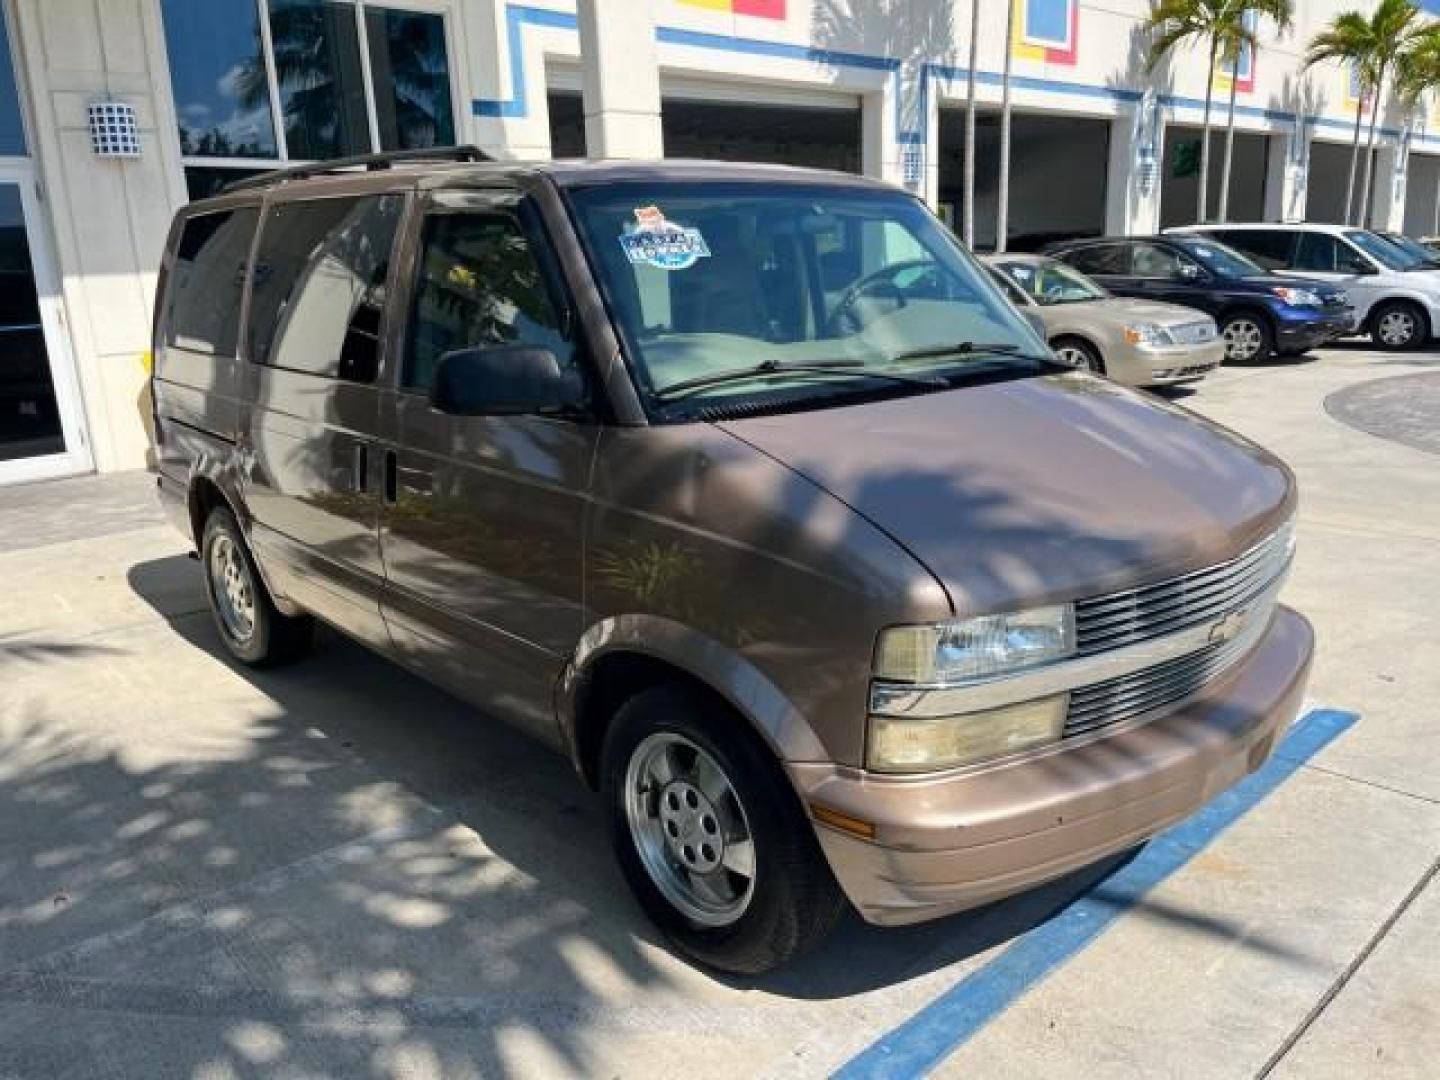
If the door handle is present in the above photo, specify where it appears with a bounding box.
[354,443,369,493]
[383,449,398,505]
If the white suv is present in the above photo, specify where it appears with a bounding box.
[1168,222,1439,350]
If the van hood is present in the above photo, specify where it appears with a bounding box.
[716,373,1294,614]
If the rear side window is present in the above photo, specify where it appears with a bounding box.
[167,207,259,356]
[247,195,403,381]
[402,209,575,393]
[1063,243,1130,276]
[1215,229,1295,269]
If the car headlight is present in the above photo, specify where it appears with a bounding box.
[1124,323,1172,346]
[873,605,1075,684]
[1271,286,1322,307]
[867,694,1069,772]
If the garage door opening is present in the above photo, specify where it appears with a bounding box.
[547,91,862,172]
[937,109,1110,252]
[1160,125,1269,227]
[1404,153,1440,237]
[1305,140,1363,225]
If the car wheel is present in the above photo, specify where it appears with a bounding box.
[201,506,313,666]
[1220,313,1273,363]
[1051,336,1105,375]
[601,684,847,974]
[1370,301,1428,351]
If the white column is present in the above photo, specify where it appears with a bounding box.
[12,0,188,473]
[1368,144,1408,231]
[1106,102,1162,235]
[1264,128,1306,222]
[862,79,904,188]
[576,0,662,159]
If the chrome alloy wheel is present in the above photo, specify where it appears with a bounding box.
[623,732,756,927]
[1223,318,1265,361]
[208,532,256,644]
[1377,308,1418,347]
[1054,342,1097,371]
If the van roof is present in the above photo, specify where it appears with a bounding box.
[196,148,901,209]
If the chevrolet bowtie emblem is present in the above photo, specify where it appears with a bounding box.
[1209,608,1249,644]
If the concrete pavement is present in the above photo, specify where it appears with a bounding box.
[0,348,1435,1078]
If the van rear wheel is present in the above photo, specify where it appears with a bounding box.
[201,507,312,667]
[600,684,846,974]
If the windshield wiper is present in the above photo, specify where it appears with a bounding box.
[652,358,945,402]
[889,340,1033,364]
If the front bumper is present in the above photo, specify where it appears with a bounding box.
[1275,312,1354,350]
[1123,339,1225,385]
[790,605,1314,926]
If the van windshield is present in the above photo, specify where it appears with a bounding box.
[1347,229,1430,271]
[567,182,1053,417]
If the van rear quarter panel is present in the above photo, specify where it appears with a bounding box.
[585,423,952,768]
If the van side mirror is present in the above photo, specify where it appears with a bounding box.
[430,344,579,417]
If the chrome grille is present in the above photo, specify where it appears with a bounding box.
[1170,321,1217,344]
[1065,581,1277,737]
[1073,522,1293,657]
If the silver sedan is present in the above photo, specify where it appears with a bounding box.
[984,254,1224,387]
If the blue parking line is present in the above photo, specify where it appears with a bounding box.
[834,707,1359,1080]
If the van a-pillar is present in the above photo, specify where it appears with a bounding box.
[577,0,664,159]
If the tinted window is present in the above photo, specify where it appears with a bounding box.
[1293,232,1369,274]
[267,0,371,160]
[0,9,26,155]
[1346,230,1423,271]
[248,195,402,381]
[167,208,260,356]
[159,0,277,159]
[1132,243,1189,279]
[404,209,575,394]
[1063,243,1130,276]
[1214,229,1294,269]
[365,8,455,150]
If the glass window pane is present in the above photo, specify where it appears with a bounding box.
[366,8,455,151]
[248,195,402,381]
[183,166,268,202]
[167,208,260,357]
[0,185,62,460]
[0,12,26,155]
[159,0,277,159]
[268,0,372,160]
[404,212,571,392]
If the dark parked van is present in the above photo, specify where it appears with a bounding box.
[151,151,1312,973]
[1045,234,1354,362]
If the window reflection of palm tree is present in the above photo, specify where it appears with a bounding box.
[238,2,453,156]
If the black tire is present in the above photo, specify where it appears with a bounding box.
[600,684,847,974]
[1051,335,1105,375]
[1219,311,1274,363]
[1369,300,1429,351]
[200,506,313,667]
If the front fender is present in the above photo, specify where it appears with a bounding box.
[558,613,832,774]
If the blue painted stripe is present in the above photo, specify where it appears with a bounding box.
[473,5,578,119]
[656,26,899,72]
[834,707,1359,1080]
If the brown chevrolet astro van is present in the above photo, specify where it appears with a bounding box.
[151,150,1313,974]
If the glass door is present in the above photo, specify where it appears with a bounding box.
[0,164,90,483]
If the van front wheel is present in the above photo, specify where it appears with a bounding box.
[600,684,846,974]
[201,507,312,667]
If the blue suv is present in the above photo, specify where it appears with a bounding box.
[1045,235,1354,362]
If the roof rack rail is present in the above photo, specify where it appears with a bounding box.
[220,145,493,195]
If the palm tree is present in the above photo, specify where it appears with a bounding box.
[1215,1,1294,222]
[1305,1,1423,227]
[995,0,1018,252]
[1394,24,1440,230]
[1143,0,1240,222]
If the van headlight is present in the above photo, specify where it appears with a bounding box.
[867,606,1076,772]
[873,605,1075,684]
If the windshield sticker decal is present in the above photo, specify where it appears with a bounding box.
[620,206,711,270]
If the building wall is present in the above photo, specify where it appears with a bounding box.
[9,0,1440,477]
